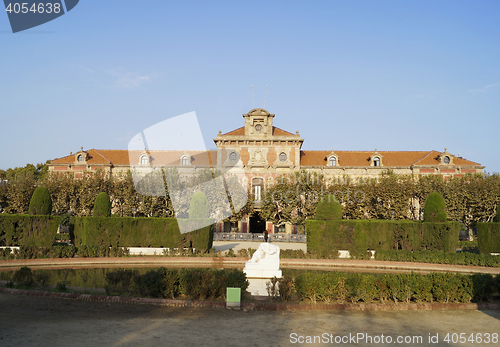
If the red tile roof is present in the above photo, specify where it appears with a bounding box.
[300,150,480,167]
[51,149,217,167]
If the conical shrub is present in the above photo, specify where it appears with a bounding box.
[423,192,447,223]
[28,187,52,215]
[93,192,111,217]
[315,194,342,220]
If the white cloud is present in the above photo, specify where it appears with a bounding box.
[468,83,499,94]
[115,75,152,88]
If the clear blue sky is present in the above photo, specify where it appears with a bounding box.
[1,1,499,173]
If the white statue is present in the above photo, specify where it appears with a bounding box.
[243,243,282,278]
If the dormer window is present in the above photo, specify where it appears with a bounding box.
[373,157,380,167]
[329,157,336,166]
[438,148,454,165]
[77,154,84,162]
[140,156,148,165]
[182,156,190,165]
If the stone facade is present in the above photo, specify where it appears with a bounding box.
[48,108,484,234]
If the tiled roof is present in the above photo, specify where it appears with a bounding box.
[222,127,245,136]
[221,126,295,136]
[300,150,481,167]
[272,127,295,136]
[51,149,217,167]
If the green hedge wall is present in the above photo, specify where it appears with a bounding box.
[0,215,214,252]
[306,220,460,254]
[477,223,500,253]
[294,271,498,303]
[73,216,214,251]
[0,214,60,247]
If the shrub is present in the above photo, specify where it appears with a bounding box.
[423,192,447,223]
[56,281,67,292]
[477,223,500,253]
[93,192,111,217]
[60,213,70,227]
[13,266,35,288]
[189,192,209,219]
[315,195,342,220]
[28,187,52,215]
[105,269,139,295]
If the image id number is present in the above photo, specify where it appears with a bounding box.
[444,333,499,344]
[6,2,61,14]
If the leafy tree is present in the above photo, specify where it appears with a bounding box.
[189,191,209,219]
[28,186,52,215]
[260,171,325,230]
[423,192,447,223]
[494,200,500,223]
[93,192,111,217]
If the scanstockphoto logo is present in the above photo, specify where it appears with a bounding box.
[3,0,79,33]
[128,112,249,234]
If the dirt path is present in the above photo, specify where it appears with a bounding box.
[1,293,499,347]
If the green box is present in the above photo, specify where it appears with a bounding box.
[226,287,241,303]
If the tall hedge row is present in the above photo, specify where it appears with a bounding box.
[73,216,214,251]
[306,220,460,254]
[477,223,500,253]
[0,214,60,247]
[0,215,214,252]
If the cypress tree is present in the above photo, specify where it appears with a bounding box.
[93,192,111,217]
[28,186,52,215]
[423,192,447,223]
[315,194,342,220]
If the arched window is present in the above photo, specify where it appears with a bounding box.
[77,154,84,162]
[329,157,336,166]
[373,157,380,167]
[443,156,450,164]
[182,156,190,165]
[141,156,148,165]
[279,152,287,163]
[229,152,237,162]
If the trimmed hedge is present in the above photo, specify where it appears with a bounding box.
[375,249,500,267]
[477,222,500,253]
[306,220,460,254]
[105,267,249,299]
[73,216,214,252]
[315,194,342,220]
[0,214,60,247]
[28,187,52,215]
[0,215,214,252]
[294,271,498,304]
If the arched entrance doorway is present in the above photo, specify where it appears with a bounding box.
[249,213,265,234]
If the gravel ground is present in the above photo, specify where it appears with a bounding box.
[1,293,499,347]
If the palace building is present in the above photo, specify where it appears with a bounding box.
[49,108,484,233]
